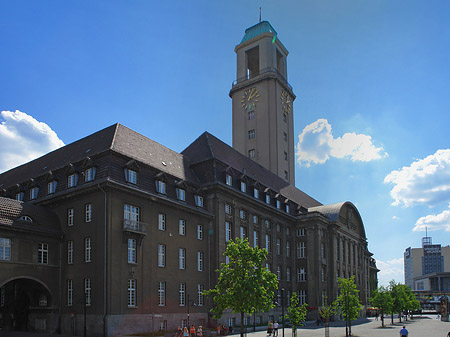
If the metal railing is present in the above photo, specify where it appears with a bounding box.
[232,67,293,91]
[123,219,147,234]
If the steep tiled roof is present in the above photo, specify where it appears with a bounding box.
[182,132,322,208]
[0,123,199,188]
[0,197,61,234]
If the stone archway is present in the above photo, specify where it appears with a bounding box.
[0,278,53,332]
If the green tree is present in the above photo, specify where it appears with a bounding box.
[286,292,308,337]
[389,281,408,324]
[203,238,278,337]
[370,286,393,327]
[319,294,337,337]
[404,288,420,320]
[333,276,361,336]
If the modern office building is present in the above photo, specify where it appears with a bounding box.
[404,236,450,290]
[0,21,377,336]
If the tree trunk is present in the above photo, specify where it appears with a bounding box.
[240,312,244,337]
[348,319,352,336]
[391,313,394,325]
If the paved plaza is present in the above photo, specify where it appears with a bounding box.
[0,316,449,337]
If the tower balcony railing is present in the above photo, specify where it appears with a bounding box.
[232,67,293,91]
[123,219,147,235]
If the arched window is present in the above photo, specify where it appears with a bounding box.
[19,215,33,222]
[39,294,47,307]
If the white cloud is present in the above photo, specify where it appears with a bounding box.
[0,110,64,173]
[384,149,450,207]
[376,258,404,286]
[296,118,387,167]
[413,203,450,232]
[392,216,400,220]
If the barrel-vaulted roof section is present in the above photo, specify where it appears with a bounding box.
[182,131,322,208]
[240,21,277,43]
[0,123,200,188]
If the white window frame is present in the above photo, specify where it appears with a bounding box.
[225,174,232,186]
[156,180,166,194]
[158,213,166,231]
[126,169,137,184]
[85,237,92,262]
[67,279,73,306]
[248,129,255,139]
[85,278,91,306]
[297,241,306,258]
[265,234,271,252]
[195,195,204,207]
[277,265,281,280]
[240,181,246,193]
[84,167,96,182]
[265,194,271,204]
[128,279,136,307]
[179,219,186,236]
[0,238,11,261]
[276,238,281,255]
[158,244,166,267]
[179,248,186,270]
[286,267,291,282]
[297,228,305,237]
[248,149,255,158]
[240,226,247,239]
[254,188,259,199]
[85,203,92,222]
[225,221,232,242]
[47,181,57,194]
[30,187,39,200]
[286,241,291,258]
[225,203,232,215]
[16,192,24,201]
[67,208,74,226]
[179,283,186,306]
[197,284,204,306]
[197,251,203,271]
[239,209,246,220]
[67,241,73,264]
[38,243,48,264]
[297,268,306,282]
[158,282,165,306]
[177,188,186,201]
[286,204,290,213]
[276,199,281,209]
[253,230,259,248]
[298,290,307,305]
[128,238,136,264]
[253,215,258,224]
[67,174,77,188]
[197,224,203,240]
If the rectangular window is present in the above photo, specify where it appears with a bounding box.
[297,228,305,237]
[321,267,326,282]
[177,188,186,201]
[276,200,281,209]
[30,187,39,200]
[284,151,288,161]
[126,169,137,184]
[0,238,11,261]
[85,237,91,262]
[128,238,136,263]
[248,111,255,120]
[67,241,73,264]
[248,129,255,139]
[225,203,232,215]
[286,241,291,257]
[265,194,270,204]
[179,248,186,270]
[253,215,258,224]
[276,223,281,232]
[124,204,140,226]
[179,283,186,306]
[298,290,307,305]
[240,226,247,239]
[297,268,306,282]
[283,132,287,142]
[85,203,92,222]
[67,174,77,188]
[225,221,232,242]
[67,280,73,306]
[265,234,271,252]
[85,167,96,182]
[286,267,291,282]
[297,241,306,258]
[197,251,204,271]
[254,188,259,199]
[240,181,246,193]
[195,195,204,207]
[286,204,290,213]
[276,238,281,255]
[197,224,203,240]
[248,149,255,159]
[197,284,204,306]
[158,282,165,306]
[253,230,259,247]
[85,278,91,306]
[283,112,287,122]
[158,244,166,267]
[16,192,24,201]
[47,181,57,194]
[156,180,166,194]
[277,265,281,280]
[158,213,166,231]
[239,209,246,220]
[225,174,232,186]
[128,279,136,307]
[160,321,167,332]
[179,219,186,236]
[38,243,48,264]
[67,208,74,226]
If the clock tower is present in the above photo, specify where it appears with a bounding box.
[230,21,296,184]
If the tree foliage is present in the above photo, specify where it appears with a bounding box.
[203,238,278,337]
[334,276,361,336]
[286,292,308,337]
[370,286,393,327]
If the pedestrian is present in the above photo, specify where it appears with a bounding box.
[375,312,379,321]
[267,321,273,337]
[217,325,221,336]
[183,327,189,337]
[399,325,408,337]
[197,326,203,337]
[447,331,450,337]
[273,321,279,336]
[190,325,196,337]
[176,326,183,337]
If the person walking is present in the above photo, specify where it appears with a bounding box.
[183,327,189,337]
[176,326,183,337]
[399,325,408,336]
[190,325,196,337]
[197,326,203,337]
[267,321,273,337]
[273,321,279,337]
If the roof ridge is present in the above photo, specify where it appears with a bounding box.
[110,123,121,150]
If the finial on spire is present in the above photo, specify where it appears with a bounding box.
[259,7,262,23]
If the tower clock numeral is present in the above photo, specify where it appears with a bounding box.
[280,90,292,113]
[241,87,260,111]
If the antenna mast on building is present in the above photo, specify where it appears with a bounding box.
[259,7,262,22]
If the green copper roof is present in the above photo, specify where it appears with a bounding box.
[240,21,277,44]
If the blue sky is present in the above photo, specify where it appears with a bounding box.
[2,1,450,286]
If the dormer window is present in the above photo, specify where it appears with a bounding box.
[84,167,96,182]
[67,174,78,188]
[265,194,271,205]
[286,204,290,213]
[47,181,57,194]
[156,180,166,194]
[126,169,137,184]
[19,215,33,222]
[254,188,259,199]
[177,188,186,201]
[195,195,204,208]
[16,192,24,201]
[276,199,281,209]
[30,187,39,200]
[226,174,232,186]
[240,181,246,193]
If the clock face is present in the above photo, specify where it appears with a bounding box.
[280,90,292,113]
[241,87,260,111]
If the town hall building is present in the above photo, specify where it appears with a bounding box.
[0,21,378,336]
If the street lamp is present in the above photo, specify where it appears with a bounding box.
[281,288,285,337]
[79,292,87,337]
[187,294,197,328]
